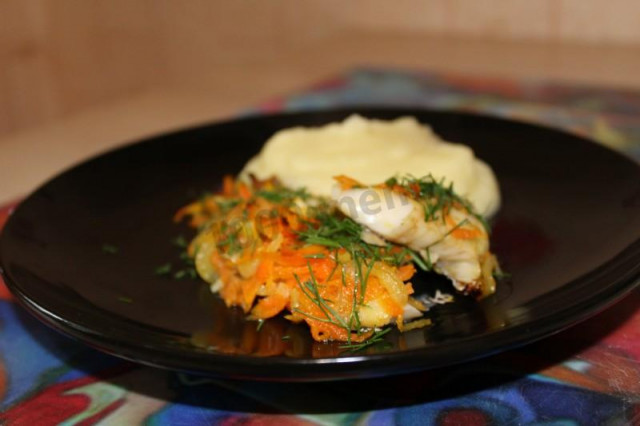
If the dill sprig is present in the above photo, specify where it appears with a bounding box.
[215,198,241,212]
[102,244,119,254]
[407,249,430,271]
[172,235,189,249]
[174,268,197,280]
[294,268,350,332]
[493,269,512,280]
[339,328,391,353]
[297,211,363,249]
[155,263,172,275]
[216,223,243,255]
[296,210,418,341]
[387,175,490,232]
[297,212,405,266]
[256,186,310,203]
[297,215,367,335]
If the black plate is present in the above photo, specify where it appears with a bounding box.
[1,109,640,381]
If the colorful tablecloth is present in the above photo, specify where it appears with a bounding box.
[1,68,639,425]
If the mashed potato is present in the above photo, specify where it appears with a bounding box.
[242,115,500,217]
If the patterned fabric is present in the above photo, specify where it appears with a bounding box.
[1,68,639,425]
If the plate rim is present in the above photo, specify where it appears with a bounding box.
[2,107,640,381]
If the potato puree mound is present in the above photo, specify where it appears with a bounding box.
[242,114,500,216]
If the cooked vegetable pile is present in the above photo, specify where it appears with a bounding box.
[176,174,498,345]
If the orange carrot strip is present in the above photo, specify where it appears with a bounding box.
[333,175,362,190]
[222,175,235,195]
[445,215,484,239]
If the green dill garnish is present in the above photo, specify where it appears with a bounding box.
[384,176,398,187]
[296,211,412,342]
[173,267,197,280]
[198,190,213,200]
[174,269,188,279]
[424,248,433,269]
[217,234,241,254]
[155,263,173,275]
[256,187,310,203]
[407,249,429,271]
[296,211,412,269]
[295,268,350,332]
[392,174,489,232]
[304,253,326,259]
[157,233,198,279]
[215,222,243,255]
[339,328,391,353]
[216,198,241,212]
[493,269,511,280]
[118,296,133,303]
[180,251,195,265]
[326,251,340,281]
[297,211,363,249]
[256,319,265,331]
[281,335,291,341]
[102,244,119,254]
[173,235,189,248]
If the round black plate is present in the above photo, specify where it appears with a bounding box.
[1,109,639,381]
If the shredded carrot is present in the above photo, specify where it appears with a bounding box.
[445,214,484,239]
[178,172,499,346]
[222,175,235,195]
[333,175,361,190]
[177,175,418,342]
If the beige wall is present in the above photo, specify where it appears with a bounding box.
[342,0,640,43]
[1,0,640,138]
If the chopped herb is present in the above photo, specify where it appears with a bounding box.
[392,174,490,232]
[297,212,409,268]
[297,212,363,249]
[180,251,195,265]
[339,328,391,353]
[118,296,133,303]
[155,263,172,275]
[256,187,310,203]
[493,269,512,280]
[256,319,265,331]
[384,176,398,187]
[408,249,431,271]
[216,198,241,211]
[174,267,197,280]
[173,235,189,248]
[296,210,410,340]
[326,251,340,281]
[102,244,119,254]
[199,190,213,200]
[424,248,433,269]
[304,253,326,259]
[281,335,291,341]
[216,224,242,255]
[294,269,351,340]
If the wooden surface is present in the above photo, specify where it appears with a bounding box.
[1,31,640,200]
[342,0,640,43]
[2,1,640,138]
[0,1,339,136]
